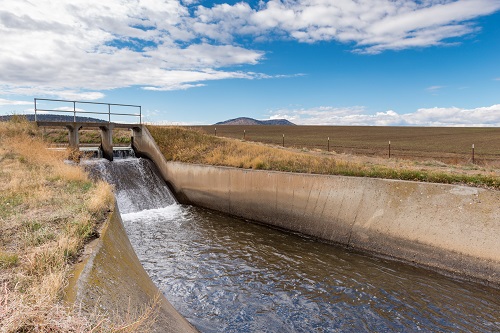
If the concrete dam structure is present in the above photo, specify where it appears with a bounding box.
[73,155,500,332]
[132,126,500,286]
[64,128,499,331]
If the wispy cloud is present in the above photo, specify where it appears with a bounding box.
[0,98,32,106]
[144,120,203,125]
[426,85,445,92]
[267,104,500,127]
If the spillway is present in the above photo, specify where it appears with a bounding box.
[86,157,175,214]
[87,157,500,332]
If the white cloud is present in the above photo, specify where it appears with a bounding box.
[0,98,32,106]
[426,86,444,91]
[195,0,500,53]
[144,120,202,125]
[0,0,266,98]
[0,86,106,101]
[0,0,498,100]
[425,85,446,94]
[267,104,500,126]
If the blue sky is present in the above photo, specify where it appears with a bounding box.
[1,0,500,126]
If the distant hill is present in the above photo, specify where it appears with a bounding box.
[0,114,107,123]
[215,117,295,126]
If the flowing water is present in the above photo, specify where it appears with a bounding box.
[88,157,500,333]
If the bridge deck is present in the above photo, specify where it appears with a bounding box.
[36,121,142,129]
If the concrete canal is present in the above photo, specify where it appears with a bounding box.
[89,157,500,332]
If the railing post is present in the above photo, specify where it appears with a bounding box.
[139,106,142,124]
[108,104,111,123]
[73,101,76,122]
[34,98,37,121]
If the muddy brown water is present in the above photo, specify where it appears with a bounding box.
[88,158,500,333]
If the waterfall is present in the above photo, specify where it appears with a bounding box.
[84,157,176,214]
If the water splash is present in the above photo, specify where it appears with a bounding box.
[84,158,176,214]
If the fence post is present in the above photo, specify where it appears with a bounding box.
[243,129,246,140]
[328,137,330,152]
[215,127,217,136]
[388,140,391,158]
[282,134,285,147]
[472,144,475,164]
[34,98,37,121]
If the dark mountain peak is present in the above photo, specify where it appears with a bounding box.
[215,117,295,126]
[0,114,108,123]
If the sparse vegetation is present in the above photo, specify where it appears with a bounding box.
[148,126,500,189]
[0,117,152,332]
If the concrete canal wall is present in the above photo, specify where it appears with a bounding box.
[66,204,198,333]
[133,127,500,286]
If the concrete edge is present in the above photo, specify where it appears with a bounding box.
[65,202,198,333]
[132,127,500,287]
[166,163,500,287]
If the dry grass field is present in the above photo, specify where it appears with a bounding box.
[193,125,500,166]
[0,118,154,332]
[149,126,500,189]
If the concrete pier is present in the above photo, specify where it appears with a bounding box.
[66,123,80,147]
[99,124,114,161]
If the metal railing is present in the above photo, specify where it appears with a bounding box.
[34,98,141,124]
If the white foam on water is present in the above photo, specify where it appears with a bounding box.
[122,204,182,223]
[83,157,176,214]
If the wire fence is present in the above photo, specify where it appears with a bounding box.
[202,126,500,166]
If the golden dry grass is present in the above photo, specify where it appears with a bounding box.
[148,126,500,189]
[0,117,154,332]
[194,125,500,166]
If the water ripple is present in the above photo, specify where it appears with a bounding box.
[122,205,500,333]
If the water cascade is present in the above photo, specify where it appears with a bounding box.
[85,157,175,214]
[86,157,500,332]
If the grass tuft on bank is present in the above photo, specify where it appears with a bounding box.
[0,117,153,332]
[148,126,500,189]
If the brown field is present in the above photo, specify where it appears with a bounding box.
[192,125,500,166]
[149,126,499,189]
